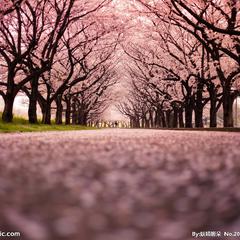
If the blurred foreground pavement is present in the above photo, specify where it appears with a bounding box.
[0,129,240,240]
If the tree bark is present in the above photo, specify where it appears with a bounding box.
[185,105,193,128]
[178,108,184,128]
[173,108,178,128]
[2,64,17,123]
[194,82,204,128]
[42,103,51,124]
[194,107,203,128]
[209,90,218,128]
[154,109,160,128]
[210,107,217,128]
[149,110,154,128]
[55,95,63,125]
[223,88,234,127]
[28,76,39,124]
[161,111,167,128]
[145,117,150,128]
[82,114,88,126]
[2,93,15,123]
[72,100,77,125]
[65,98,71,125]
[135,116,140,128]
[166,110,171,128]
[142,117,146,128]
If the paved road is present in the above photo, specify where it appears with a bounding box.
[0,129,240,240]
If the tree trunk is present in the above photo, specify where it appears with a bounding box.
[142,117,146,128]
[194,83,204,128]
[42,103,51,124]
[145,118,150,128]
[194,107,203,128]
[82,114,88,126]
[135,116,140,128]
[209,95,217,128]
[223,89,234,127]
[28,77,39,124]
[155,110,160,128]
[130,118,134,128]
[149,111,154,128]
[77,109,82,125]
[178,108,184,128]
[2,65,17,123]
[210,107,217,128]
[72,100,77,125]
[215,62,234,127]
[55,95,63,125]
[161,111,167,128]
[65,98,71,125]
[185,105,193,128]
[166,110,171,128]
[77,109,87,126]
[2,93,15,123]
[173,108,178,128]
[208,84,218,128]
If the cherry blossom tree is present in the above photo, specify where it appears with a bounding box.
[135,0,240,127]
[69,65,118,126]
[0,0,116,124]
[0,0,24,17]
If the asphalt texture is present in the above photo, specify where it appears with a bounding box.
[0,129,240,240]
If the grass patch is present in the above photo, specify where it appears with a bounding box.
[0,114,95,133]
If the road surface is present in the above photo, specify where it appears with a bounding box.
[0,129,240,240]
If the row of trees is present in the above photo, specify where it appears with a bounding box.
[118,0,240,128]
[0,0,119,124]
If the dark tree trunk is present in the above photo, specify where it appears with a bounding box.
[149,111,154,128]
[77,109,82,125]
[82,114,88,126]
[72,100,77,125]
[210,107,217,128]
[2,65,17,123]
[182,81,194,128]
[223,88,234,127]
[154,110,160,128]
[145,118,150,128]
[42,103,51,124]
[178,108,184,128]
[55,95,63,125]
[209,87,218,128]
[166,110,171,128]
[28,77,39,124]
[77,110,87,126]
[194,83,204,128]
[65,98,71,125]
[173,108,178,128]
[185,105,193,128]
[215,59,234,127]
[161,111,167,128]
[194,108,203,128]
[142,117,146,128]
[135,116,140,128]
[2,93,15,123]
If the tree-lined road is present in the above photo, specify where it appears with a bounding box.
[0,129,240,240]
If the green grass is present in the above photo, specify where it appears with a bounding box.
[0,114,95,133]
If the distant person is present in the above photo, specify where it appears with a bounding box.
[115,121,118,128]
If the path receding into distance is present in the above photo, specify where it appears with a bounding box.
[0,129,240,240]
